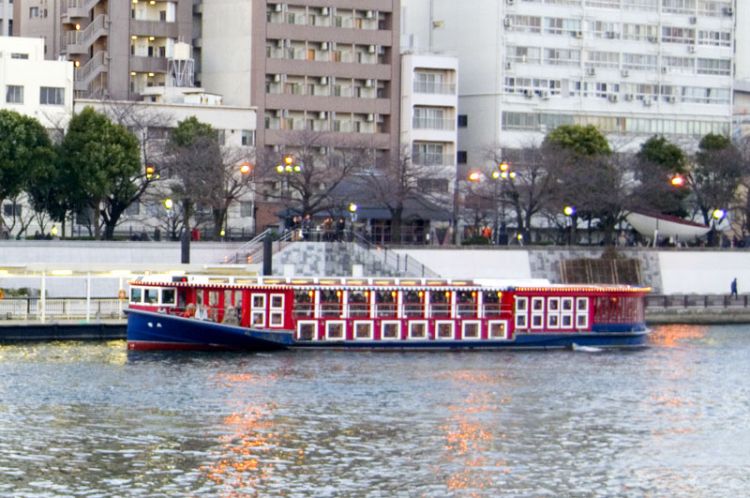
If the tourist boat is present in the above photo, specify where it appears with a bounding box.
[125,275,651,351]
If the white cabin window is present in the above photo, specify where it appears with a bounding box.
[409,320,428,339]
[547,297,560,329]
[436,320,455,339]
[462,321,481,339]
[561,297,574,328]
[297,321,317,341]
[144,288,159,304]
[251,293,266,327]
[381,321,401,340]
[326,320,346,339]
[488,320,509,340]
[130,287,143,304]
[161,289,176,305]
[530,297,544,330]
[353,321,373,340]
[576,297,589,329]
[269,293,285,327]
[515,297,528,329]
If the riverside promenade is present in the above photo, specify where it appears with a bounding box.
[0,240,749,342]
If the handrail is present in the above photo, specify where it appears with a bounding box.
[349,231,440,278]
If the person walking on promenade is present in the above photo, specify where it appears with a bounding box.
[731,278,738,299]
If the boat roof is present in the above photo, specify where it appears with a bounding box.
[130,275,650,293]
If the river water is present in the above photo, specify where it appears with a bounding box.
[0,324,748,497]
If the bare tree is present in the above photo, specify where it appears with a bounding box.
[253,131,370,224]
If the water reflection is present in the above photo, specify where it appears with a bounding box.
[0,331,748,496]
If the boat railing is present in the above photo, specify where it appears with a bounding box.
[428,304,452,318]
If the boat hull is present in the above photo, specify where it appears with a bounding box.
[125,309,293,351]
[126,309,649,351]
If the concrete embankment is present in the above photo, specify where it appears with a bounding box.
[0,321,125,342]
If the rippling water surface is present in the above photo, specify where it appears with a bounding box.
[1,324,749,497]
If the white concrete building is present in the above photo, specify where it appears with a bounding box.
[0,0,12,36]
[400,52,458,197]
[0,36,73,128]
[74,97,258,237]
[403,0,736,165]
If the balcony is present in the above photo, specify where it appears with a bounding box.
[130,19,178,39]
[413,81,456,95]
[412,117,456,131]
[129,56,168,74]
[412,153,454,167]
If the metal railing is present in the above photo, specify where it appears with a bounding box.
[348,231,440,278]
[646,294,750,310]
[223,228,293,264]
[0,298,124,322]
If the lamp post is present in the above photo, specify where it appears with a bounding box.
[238,160,254,235]
[276,154,302,230]
[711,208,726,247]
[563,205,576,245]
[495,161,515,245]
[164,197,175,240]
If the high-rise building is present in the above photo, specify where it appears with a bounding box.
[199,0,401,155]
[0,0,13,36]
[15,0,194,99]
[403,0,736,166]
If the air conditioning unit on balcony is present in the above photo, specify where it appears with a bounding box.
[274,3,283,12]
[321,7,329,15]
[667,95,677,103]
[643,98,652,107]
[608,94,619,103]
[276,39,285,48]
[724,6,733,16]
[523,89,533,99]
[575,31,583,39]
[273,73,282,82]
[647,35,658,43]
[365,10,374,19]
[320,76,328,85]
[624,93,634,101]
[689,16,697,24]
[368,45,377,54]
[367,113,375,122]
[365,79,374,87]
[586,67,596,76]
[275,109,284,117]
[321,42,329,50]
[318,111,327,120]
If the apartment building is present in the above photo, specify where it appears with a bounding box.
[0,0,12,36]
[404,0,736,166]
[0,36,72,128]
[400,52,458,197]
[200,0,401,156]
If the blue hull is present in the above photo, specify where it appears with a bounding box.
[127,309,649,351]
[126,309,293,351]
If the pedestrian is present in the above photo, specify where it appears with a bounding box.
[731,278,738,299]
[336,217,346,241]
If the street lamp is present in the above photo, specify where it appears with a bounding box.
[276,154,302,230]
[563,205,576,245]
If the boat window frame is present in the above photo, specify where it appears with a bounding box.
[297,320,318,341]
[250,293,267,327]
[435,320,455,340]
[514,296,528,329]
[561,297,574,328]
[488,320,510,340]
[462,320,481,340]
[129,287,143,304]
[547,297,560,329]
[161,288,176,306]
[530,297,545,330]
[144,287,159,304]
[381,320,401,340]
[408,320,428,340]
[325,320,346,340]
[576,297,589,329]
[269,293,285,327]
[353,320,374,340]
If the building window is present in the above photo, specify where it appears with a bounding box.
[241,130,255,146]
[240,201,254,217]
[457,150,467,164]
[3,203,21,217]
[457,114,468,128]
[11,53,29,60]
[29,6,38,17]
[40,87,65,105]
[5,85,23,104]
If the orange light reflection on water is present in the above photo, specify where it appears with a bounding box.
[650,324,708,348]
[438,369,511,495]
